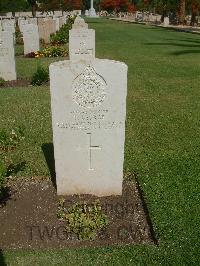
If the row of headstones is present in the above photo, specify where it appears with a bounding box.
[0,16,127,197]
[19,16,66,43]
[0,15,73,81]
[4,6,98,19]
[0,31,16,80]
[4,10,81,18]
[0,15,69,42]
[3,0,99,19]
[3,16,70,53]
[0,7,100,82]
[115,12,169,26]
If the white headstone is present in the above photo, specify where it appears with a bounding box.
[156,15,161,23]
[164,17,169,27]
[73,10,82,16]
[36,11,43,17]
[19,12,32,17]
[54,11,63,17]
[27,18,38,25]
[22,24,39,55]
[69,16,95,61]
[49,18,127,196]
[38,18,55,43]
[72,16,88,29]
[0,31,16,81]
[59,17,65,28]
[19,19,29,32]
[2,19,15,34]
[54,17,60,31]
[51,18,57,34]
[6,12,13,18]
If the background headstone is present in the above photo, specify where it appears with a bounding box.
[2,19,15,34]
[54,11,62,17]
[38,18,54,43]
[164,17,170,27]
[19,19,29,32]
[69,16,95,61]
[53,17,60,31]
[59,17,65,28]
[23,24,39,54]
[0,31,16,81]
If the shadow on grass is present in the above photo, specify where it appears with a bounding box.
[172,50,200,55]
[87,21,102,24]
[145,40,200,55]
[145,42,200,48]
[0,249,6,266]
[134,175,159,245]
[145,26,178,33]
[164,38,200,44]
[42,143,56,189]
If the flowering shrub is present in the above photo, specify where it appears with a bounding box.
[50,17,75,45]
[50,25,69,45]
[25,46,68,58]
[25,52,36,58]
[42,46,68,58]
[25,51,44,58]
[34,51,44,58]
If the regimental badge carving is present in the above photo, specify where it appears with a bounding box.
[72,65,107,109]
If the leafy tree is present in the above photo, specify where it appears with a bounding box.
[179,0,186,23]
[100,0,133,12]
[39,0,60,12]
[0,0,29,13]
[186,0,200,25]
[100,0,116,12]
[82,0,91,10]
[151,0,179,13]
[61,0,83,11]
[120,0,131,11]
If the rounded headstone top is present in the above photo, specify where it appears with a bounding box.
[72,16,88,29]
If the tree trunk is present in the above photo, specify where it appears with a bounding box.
[32,4,36,17]
[179,0,185,24]
[190,13,196,26]
[190,3,199,26]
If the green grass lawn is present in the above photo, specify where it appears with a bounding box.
[15,44,68,79]
[1,18,200,265]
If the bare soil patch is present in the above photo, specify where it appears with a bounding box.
[0,79,31,88]
[0,176,156,249]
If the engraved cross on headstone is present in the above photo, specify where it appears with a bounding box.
[87,133,101,171]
